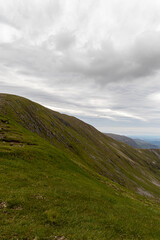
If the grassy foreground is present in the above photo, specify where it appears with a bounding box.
[0,114,160,240]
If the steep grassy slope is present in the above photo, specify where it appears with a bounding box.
[1,109,160,239]
[1,94,160,199]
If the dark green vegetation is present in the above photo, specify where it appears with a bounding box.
[0,93,160,240]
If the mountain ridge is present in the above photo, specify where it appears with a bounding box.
[105,133,139,148]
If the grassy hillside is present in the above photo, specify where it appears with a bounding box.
[1,94,160,198]
[0,94,160,239]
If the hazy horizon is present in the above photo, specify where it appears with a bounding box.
[1,0,160,135]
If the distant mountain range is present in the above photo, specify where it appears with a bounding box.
[105,133,159,149]
[133,138,158,149]
[143,139,160,148]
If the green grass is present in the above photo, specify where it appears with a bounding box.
[0,94,160,239]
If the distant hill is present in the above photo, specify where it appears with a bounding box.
[151,140,160,147]
[1,93,160,239]
[140,139,160,148]
[134,139,158,149]
[105,133,158,149]
[105,133,139,148]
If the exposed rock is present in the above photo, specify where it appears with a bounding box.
[55,236,67,240]
[34,195,45,200]
[0,202,7,209]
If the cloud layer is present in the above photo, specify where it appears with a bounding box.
[0,0,160,135]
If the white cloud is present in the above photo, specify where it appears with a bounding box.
[149,92,160,102]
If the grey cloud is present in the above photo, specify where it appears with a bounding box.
[0,0,62,41]
[52,31,76,51]
[131,31,160,77]
[1,29,160,88]
[82,31,160,83]
[0,15,18,29]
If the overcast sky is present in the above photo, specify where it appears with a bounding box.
[0,0,160,136]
